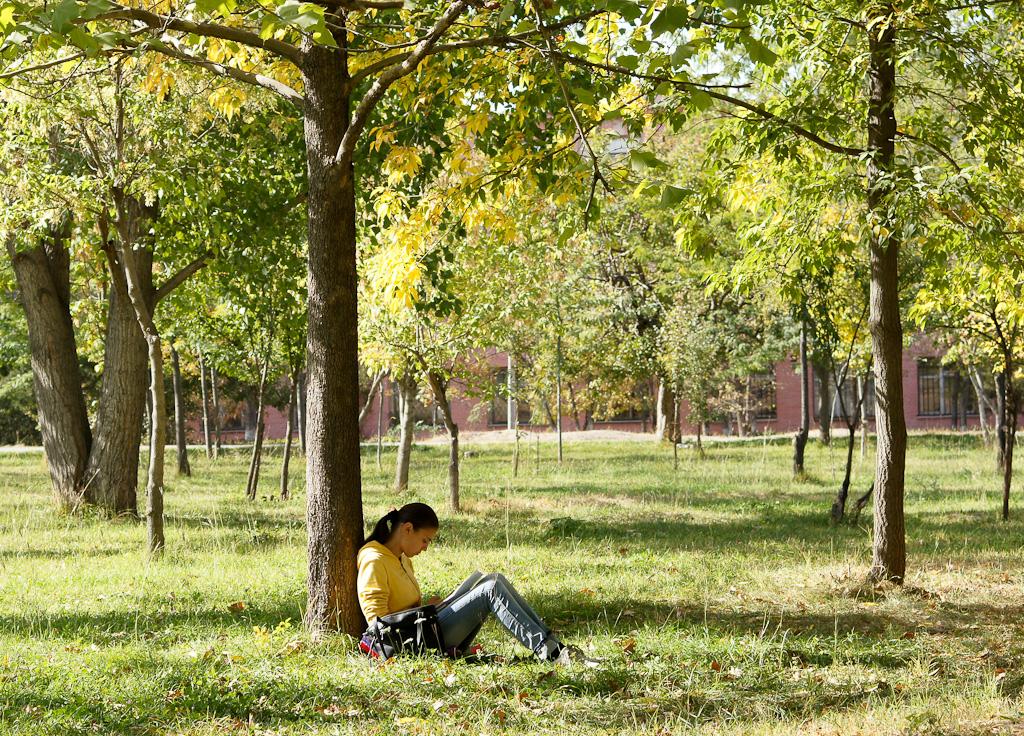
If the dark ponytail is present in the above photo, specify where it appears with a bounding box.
[365,502,439,546]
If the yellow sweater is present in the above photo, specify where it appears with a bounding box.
[356,540,422,624]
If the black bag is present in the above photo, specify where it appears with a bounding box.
[359,605,446,659]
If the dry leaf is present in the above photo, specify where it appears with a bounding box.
[227,601,246,613]
[579,588,596,596]
[710,660,722,672]
[901,631,916,640]
[995,668,1008,681]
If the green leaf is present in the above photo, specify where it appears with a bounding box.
[67,26,100,54]
[603,0,643,21]
[671,43,694,66]
[650,4,689,36]
[616,54,639,71]
[629,149,666,171]
[690,89,713,111]
[660,185,691,207]
[51,0,80,34]
[740,34,778,67]
[572,86,596,106]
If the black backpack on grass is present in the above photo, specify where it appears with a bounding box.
[358,605,446,659]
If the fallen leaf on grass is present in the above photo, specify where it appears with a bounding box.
[278,639,305,656]
[902,631,916,640]
[579,588,596,597]
[443,673,458,687]
[165,689,185,702]
[710,660,722,672]
[995,668,1008,682]
[615,637,637,654]
[227,601,246,613]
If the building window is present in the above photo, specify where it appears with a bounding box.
[752,372,777,420]
[917,360,978,417]
[813,372,876,420]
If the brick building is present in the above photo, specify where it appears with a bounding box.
[202,337,988,443]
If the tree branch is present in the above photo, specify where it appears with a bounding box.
[129,39,305,109]
[93,5,303,65]
[348,10,601,86]
[333,0,471,170]
[154,251,211,304]
[539,48,865,158]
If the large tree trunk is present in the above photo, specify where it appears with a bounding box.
[866,10,907,584]
[814,359,832,446]
[170,342,191,477]
[113,206,165,554]
[85,222,153,516]
[793,322,810,476]
[210,364,223,459]
[6,222,92,510]
[245,357,270,501]
[302,43,365,637]
[281,368,297,501]
[394,372,417,492]
[427,372,460,512]
[198,348,213,459]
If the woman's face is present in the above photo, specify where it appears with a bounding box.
[400,523,438,558]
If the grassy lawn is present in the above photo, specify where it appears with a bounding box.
[0,435,1021,735]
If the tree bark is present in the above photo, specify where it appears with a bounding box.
[376,378,385,471]
[969,366,993,447]
[655,378,675,441]
[358,369,385,426]
[170,342,191,477]
[793,322,810,476]
[1000,357,1016,521]
[831,424,857,524]
[556,332,564,464]
[297,371,307,456]
[198,348,213,459]
[281,368,297,500]
[814,359,832,446]
[394,372,417,492]
[301,42,365,636]
[210,364,223,459]
[866,9,907,584]
[996,371,1007,470]
[506,353,517,431]
[85,213,154,516]
[113,206,165,554]
[245,357,270,501]
[6,222,92,510]
[426,371,460,512]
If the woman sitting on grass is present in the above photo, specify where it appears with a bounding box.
[357,502,586,664]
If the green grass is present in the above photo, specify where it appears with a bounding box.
[1,435,1022,735]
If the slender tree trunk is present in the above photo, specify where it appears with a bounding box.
[198,348,213,459]
[358,369,385,426]
[655,379,675,441]
[556,333,563,465]
[297,371,307,456]
[210,364,223,459]
[859,374,868,459]
[506,354,517,431]
[426,372,460,512]
[170,342,191,477]
[1001,358,1016,521]
[996,372,1007,470]
[376,378,385,471]
[853,481,874,520]
[815,360,832,447]
[6,223,92,510]
[866,10,907,584]
[394,372,416,492]
[246,357,270,501]
[969,367,993,446]
[302,43,365,636]
[793,322,810,476]
[281,369,297,501]
[831,423,857,523]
